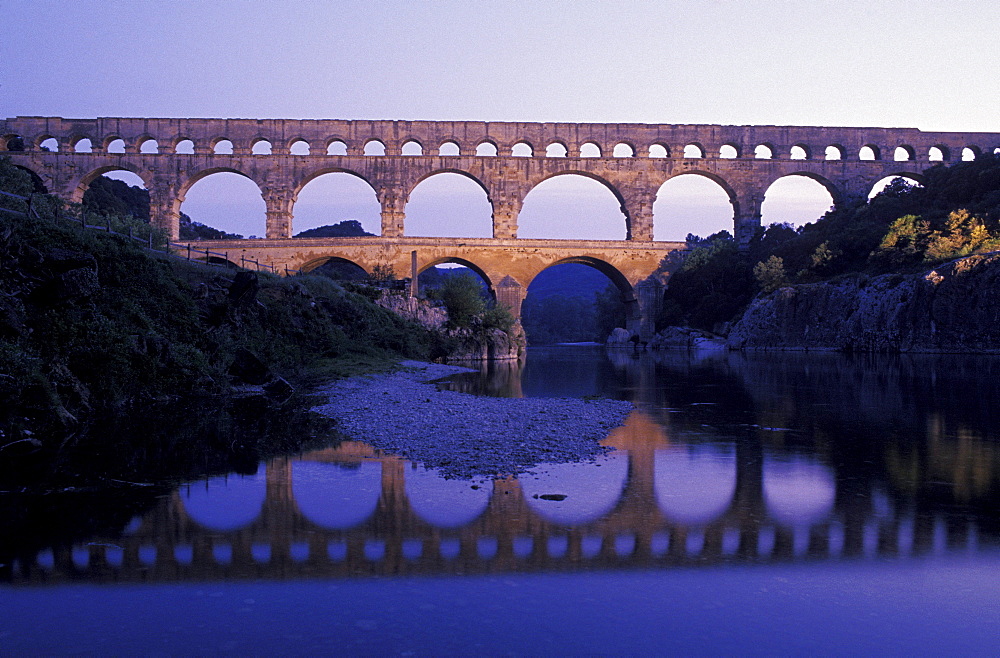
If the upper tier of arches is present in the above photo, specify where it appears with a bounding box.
[4,116,998,164]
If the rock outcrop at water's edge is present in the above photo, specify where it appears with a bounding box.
[377,291,526,362]
[727,252,1000,353]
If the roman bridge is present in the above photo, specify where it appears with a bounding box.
[3,116,999,333]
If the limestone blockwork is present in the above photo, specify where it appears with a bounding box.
[4,116,998,335]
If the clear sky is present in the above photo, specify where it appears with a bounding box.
[4,0,997,238]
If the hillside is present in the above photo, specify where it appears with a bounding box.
[660,154,1000,334]
[0,158,445,474]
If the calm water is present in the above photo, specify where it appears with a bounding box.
[3,346,1000,654]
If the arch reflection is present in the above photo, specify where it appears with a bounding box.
[654,446,737,525]
[763,455,835,525]
[521,452,629,525]
[181,465,267,531]
[292,460,382,529]
[405,464,491,528]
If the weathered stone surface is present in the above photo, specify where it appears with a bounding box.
[727,253,1000,352]
[376,291,447,330]
[444,326,526,362]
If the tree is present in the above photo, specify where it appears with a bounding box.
[433,273,487,328]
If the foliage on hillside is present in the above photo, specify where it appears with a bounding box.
[294,220,374,238]
[0,157,444,457]
[659,154,1000,332]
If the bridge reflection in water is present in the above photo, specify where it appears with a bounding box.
[13,405,991,585]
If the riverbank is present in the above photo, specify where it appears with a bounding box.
[310,361,634,479]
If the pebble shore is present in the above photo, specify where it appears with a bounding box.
[311,361,634,479]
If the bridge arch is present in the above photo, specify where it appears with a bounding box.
[760,172,838,226]
[418,257,495,296]
[70,164,152,204]
[653,171,737,241]
[520,170,629,240]
[404,170,492,238]
[299,255,369,277]
[525,255,639,324]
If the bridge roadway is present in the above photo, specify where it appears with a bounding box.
[7,411,988,586]
[179,234,684,328]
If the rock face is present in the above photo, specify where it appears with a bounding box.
[727,253,1000,353]
[444,325,526,362]
[376,291,447,329]
[377,291,525,361]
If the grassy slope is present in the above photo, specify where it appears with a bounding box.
[0,165,444,465]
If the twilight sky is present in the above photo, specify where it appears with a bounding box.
[4,0,997,239]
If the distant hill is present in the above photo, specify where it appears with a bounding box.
[525,263,616,300]
[295,220,374,238]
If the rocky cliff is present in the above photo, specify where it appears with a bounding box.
[727,252,1000,353]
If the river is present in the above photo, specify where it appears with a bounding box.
[3,345,1000,654]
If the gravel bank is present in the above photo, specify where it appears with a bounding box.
[311,361,634,479]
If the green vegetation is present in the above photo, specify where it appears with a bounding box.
[659,154,1000,332]
[294,220,374,238]
[426,272,515,334]
[0,158,445,469]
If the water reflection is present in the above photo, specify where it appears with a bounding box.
[654,446,736,525]
[182,465,268,531]
[4,348,1000,586]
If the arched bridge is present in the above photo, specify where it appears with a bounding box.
[4,116,998,333]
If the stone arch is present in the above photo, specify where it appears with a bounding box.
[929,145,949,162]
[8,162,48,193]
[790,144,811,160]
[251,138,272,155]
[1,134,25,151]
[418,257,496,299]
[893,145,915,161]
[288,138,311,155]
[173,138,194,154]
[37,135,59,151]
[71,164,152,204]
[860,144,881,160]
[962,146,980,161]
[212,138,234,155]
[653,171,738,241]
[648,143,670,158]
[579,141,602,158]
[525,256,639,324]
[176,166,267,237]
[613,142,635,158]
[518,169,636,240]
[475,140,498,156]
[760,172,839,226]
[511,141,534,157]
[400,139,423,155]
[70,135,93,152]
[522,169,628,216]
[437,139,462,156]
[867,172,925,198]
[404,169,493,238]
[683,143,705,158]
[363,139,386,155]
[754,143,775,159]
[407,168,490,199]
[299,255,369,276]
[546,141,568,157]
[325,138,348,155]
[719,144,739,159]
[825,144,844,160]
[292,168,381,236]
[295,166,376,195]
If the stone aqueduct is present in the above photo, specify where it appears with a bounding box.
[3,116,999,333]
